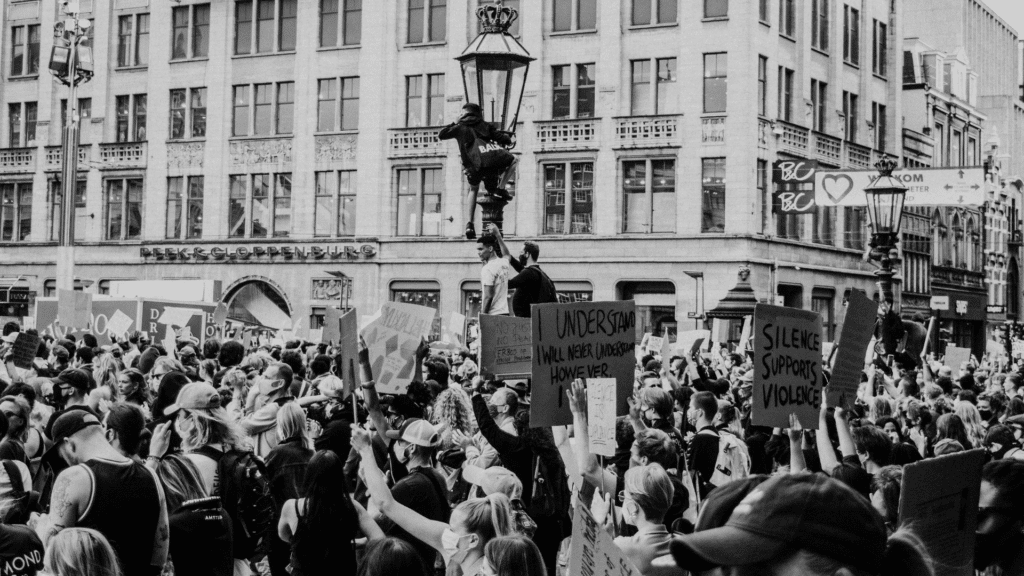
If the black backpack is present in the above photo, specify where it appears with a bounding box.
[197,447,277,560]
[0,460,34,525]
[534,267,558,304]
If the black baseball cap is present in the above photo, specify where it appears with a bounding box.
[53,368,92,391]
[41,408,101,467]
[669,474,886,573]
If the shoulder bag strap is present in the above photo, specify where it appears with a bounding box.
[2,461,23,496]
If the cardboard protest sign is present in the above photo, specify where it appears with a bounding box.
[944,345,971,375]
[447,312,467,345]
[752,304,823,429]
[338,308,360,395]
[712,318,732,343]
[105,309,135,339]
[828,290,876,408]
[586,378,617,457]
[57,289,93,330]
[568,500,641,576]
[21,317,34,330]
[140,300,217,342]
[163,326,178,359]
[530,301,636,427]
[323,307,343,343]
[676,330,711,357]
[212,303,228,328]
[37,298,139,345]
[480,315,532,377]
[738,316,752,352]
[645,335,664,355]
[361,302,436,395]
[158,306,201,328]
[898,449,985,576]
[9,332,41,369]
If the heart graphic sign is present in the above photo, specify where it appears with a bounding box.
[820,174,855,204]
[813,167,985,207]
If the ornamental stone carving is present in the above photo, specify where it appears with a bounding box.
[315,134,357,163]
[229,138,293,165]
[167,142,205,169]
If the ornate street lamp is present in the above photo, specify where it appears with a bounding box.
[864,156,908,307]
[456,0,534,230]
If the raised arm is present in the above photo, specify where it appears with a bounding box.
[471,392,524,455]
[568,379,616,494]
[815,390,840,474]
[788,414,807,474]
[359,344,391,443]
[835,407,857,459]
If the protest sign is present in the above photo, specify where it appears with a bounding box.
[568,500,640,576]
[943,345,971,375]
[57,289,92,330]
[645,335,664,355]
[676,330,711,358]
[712,318,731,343]
[157,306,201,328]
[361,302,437,395]
[752,304,823,429]
[530,301,636,427]
[828,291,876,408]
[21,317,34,330]
[163,326,178,358]
[323,307,343,343]
[37,298,140,345]
[212,303,228,328]
[479,315,532,377]
[586,378,617,457]
[447,312,466,345]
[105,309,135,339]
[738,316,752,352]
[140,300,217,342]
[898,449,985,576]
[308,328,323,343]
[338,308,359,395]
[9,332,41,369]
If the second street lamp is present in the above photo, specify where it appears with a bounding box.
[864,156,908,308]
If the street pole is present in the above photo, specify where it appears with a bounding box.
[51,11,92,291]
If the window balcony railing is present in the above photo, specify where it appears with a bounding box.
[98,142,147,169]
[777,120,809,156]
[387,127,446,158]
[534,118,599,151]
[614,114,681,148]
[0,147,36,173]
[845,141,872,169]
[44,145,92,171]
[812,131,842,165]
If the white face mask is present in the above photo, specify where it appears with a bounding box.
[440,528,474,564]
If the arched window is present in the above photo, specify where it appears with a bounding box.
[965,216,977,270]
[932,210,947,266]
[951,214,962,267]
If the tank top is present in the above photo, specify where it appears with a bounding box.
[78,458,161,576]
[290,499,356,576]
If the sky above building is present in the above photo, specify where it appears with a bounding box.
[986,0,1024,37]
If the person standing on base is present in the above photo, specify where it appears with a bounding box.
[478,235,514,317]
[488,225,557,318]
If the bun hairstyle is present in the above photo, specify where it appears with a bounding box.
[455,493,515,544]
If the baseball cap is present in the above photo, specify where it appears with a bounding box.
[463,465,522,498]
[317,375,347,399]
[384,418,440,448]
[668,474,886,573]
[53,368,92,392]
[164,382,223,416]
[50,410,102,446]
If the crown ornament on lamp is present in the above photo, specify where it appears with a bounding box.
[476,0,518,33]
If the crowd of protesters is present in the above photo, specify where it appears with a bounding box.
[1,269,1024,576]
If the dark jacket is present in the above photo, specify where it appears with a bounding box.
[266,436,314,503]
[438,111,513,170]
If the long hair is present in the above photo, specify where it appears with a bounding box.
[485,535,548,576]
[953,401,986,449]
[355,538,429,576]
[935,413,973,450]
[44,528,123,576]
[156,453,208,512]
[431,388,474,449]
[276,401,311,450]
[293,451,358,574]
[93,355,121,401]
[119,369,151,407]
[0,395,30,441]
[180,406,251,452]
[454,493,515,543]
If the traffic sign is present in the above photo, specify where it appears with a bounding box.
[930,295,950,311]
[814,167,984,207]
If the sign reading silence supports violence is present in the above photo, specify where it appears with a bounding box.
[752,303,823,429]
[530,301,637,427]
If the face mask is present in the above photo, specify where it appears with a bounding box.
[259,377,282,397]
[686,409,699,426]
[622,500,639,526]
[441,528,473,563]
[974,509,1020,569]
[518,254,529,267]
[641,408,658,427]
[979,409,993,421]
[175,413,194,442]
[395,441,412,464]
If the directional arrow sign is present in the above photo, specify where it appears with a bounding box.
[815,167,985,207]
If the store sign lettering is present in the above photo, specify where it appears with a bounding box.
[956,300,968,315]
[140,244,377,262]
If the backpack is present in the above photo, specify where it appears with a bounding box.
[707,430,751,487]
[467,135,515,171]
[533,267,558,305]
[0,460,33,525]
[529,451,567,519]
[197,447,277,561]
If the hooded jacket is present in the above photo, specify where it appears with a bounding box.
[438,108,513,170]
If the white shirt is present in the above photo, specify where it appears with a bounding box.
[480,257,514,315]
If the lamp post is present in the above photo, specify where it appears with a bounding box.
[49,3,93,291]
[456,0,534,231]
[864,157,909,308]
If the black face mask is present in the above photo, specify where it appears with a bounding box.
[518,255,529,267]
[974,508,1021,570]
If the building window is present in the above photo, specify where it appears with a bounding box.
[810,0,829,51]
[231,82,294,136]
[405,74,445,127]
[777,66,793,121]
[0,183,31,242]
[704,0,727,18]
[235,0,297,55]
[779,0,794,36]
[623,159,675,233]
[629,58,676,115]
[759,0,769,24]
[115,94,147,142]
[48,181,87,242]
[169,88,207,140]
[391,282,441,340]
[813,206,835,245]
[315,170,357,237]
[757,55,768,116]
[872,102,886,151]
[701,158,725,233]
[842,91,858,141]
[872,19,887,76]
[396,167,443,236]
[811,291,835,340]
[811,79,827,131]
[9,24,40,77]
[117,13,149,67]
[703,53,727,114]
[7,103,37,147]
[317,77,360,132]
[552,64,596,119]
[166,177,204,240]
[320,0,362,47]
[632,0,677,26]
[104,178,143,241]
[171,4,210,60]
[843,5,859,66]
[553,0,597,32]
[544,162,593,235]
[408,0,446,44]
[228,173,292,238]
[758,159,769,233]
